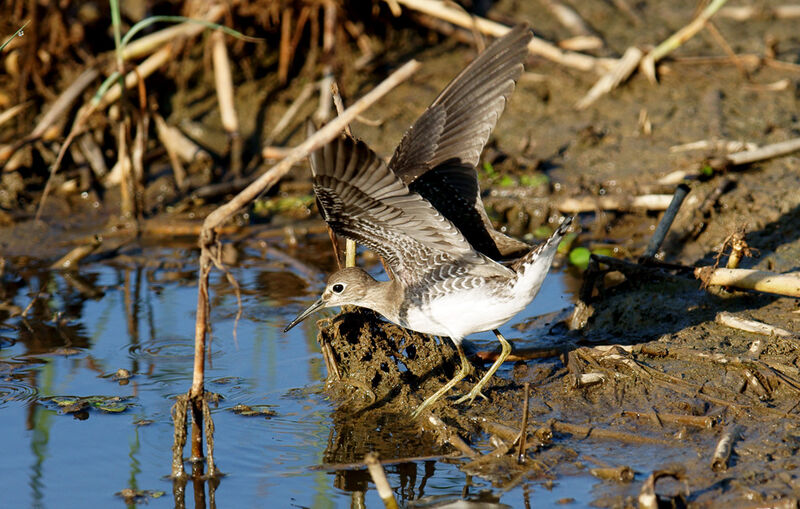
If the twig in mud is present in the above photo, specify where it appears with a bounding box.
[425,414,478,458]
[715,312,796,339]
[695,267,800,298]
[557,193,674,213]
[723,136,800,168]
[474,346,564,363]
[516,382,530,464]
[390,0,613,73]
[364,452,399,509]
[714,225,756,269]
[640,0,730,84]
[620,410,715,429]
[211,30,241,178]
[668,139,758,155]
[0,101,31,130]
[711,424,742,471]
[641,184,690,259]
[575,46,642,109]
[549,419,674,446]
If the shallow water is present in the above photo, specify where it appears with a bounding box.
[0,240,638,508]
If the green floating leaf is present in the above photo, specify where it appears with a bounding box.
[569,247,592,269]
[701,165,714,176]
[481,161,496,177]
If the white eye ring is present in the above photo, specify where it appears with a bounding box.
[331,283,345,294]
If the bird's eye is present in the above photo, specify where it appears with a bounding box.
[332,283,344,293]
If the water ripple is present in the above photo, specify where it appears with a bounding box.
[0,378,39,407]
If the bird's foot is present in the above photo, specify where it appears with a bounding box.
[453,387,488,405]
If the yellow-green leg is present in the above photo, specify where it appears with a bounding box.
[411,342,472,419]
[454,329,511,405]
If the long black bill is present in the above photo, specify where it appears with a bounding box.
[284,298,325,332]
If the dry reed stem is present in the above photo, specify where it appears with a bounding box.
[278,7,293,85]
[0,101,31,129]
[640,0,730,84]
[120,5,226,61]
[695,267,800,298]
[391,0,613,73]
[576,46,642,109]
[715,312,796,338]
[364,453,399,509]
[211,30,241,177]
[558,193,673,213]
[154,113,188,190]
[726,136,800,166]
[50,236,103,270]
[711,424,741,471]
[719,5,800,20]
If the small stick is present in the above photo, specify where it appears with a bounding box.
[517,382,530,464]
[391,0,612,73]
[640,0,730,84]
[642,183,690,259]
[426,414,478,458]
[154,114,188,190]
[211,30,241,177]
[0,101,31,129]
[715,311,795,338]
[557,193,674,213]
[695,267,800,298]
[278,7,293,85]
[364,452,399,509]
[551,419,673,445]
[711,424,742,471]
[621,410,715,429]
[726,137,800,167]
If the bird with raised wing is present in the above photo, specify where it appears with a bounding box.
[285,25,573,418]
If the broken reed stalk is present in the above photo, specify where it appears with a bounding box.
[331,80,358,268]
[715,311,795,338]
[711,424,742,471]
[179,59,420,475]
[640,0,730,83]
[391,0,613,73]
[211,30,241,178]
[642,183,690,259]
[695,267,800,298]
[517,382,530,464]
[364,452,399,509]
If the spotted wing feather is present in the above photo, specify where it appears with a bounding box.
[388,24,533,259]
[309,135,512,287]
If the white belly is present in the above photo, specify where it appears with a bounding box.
[402,289,527,340]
